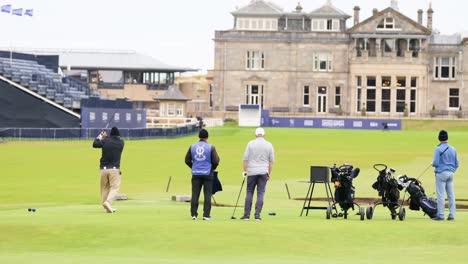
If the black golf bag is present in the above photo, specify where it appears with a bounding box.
[331,164,360,211]
[372,167,401,209]
[398,176,437,219]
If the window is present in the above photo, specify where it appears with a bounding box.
[411,77,417,88]
[98,70,123,83]
[377,17,395,29]
[313,53,332,72]
[396,89,406,112]
[167,103,175,116]
[381,89,391,113]
[357,76,362,112]
[176,104,184,116]
[434,57,456,80]
[327,19,332,30]
[366,88,376,112]
[367,76,376,87]
[246,84,264,107]
[237,18,277,31]
[312,19,338,31]
[335,86,341,107]
[303,86,310,106]
[397,77,406,87]
[209,84,213,108]
[382,76,391,87]
[366,76,376,112]
[246,51,265,70]
[449,88,459,108]
[410,89,416,113]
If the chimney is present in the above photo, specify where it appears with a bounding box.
[427,3,434,32]
[418,9,423,24]
[372,8,378,16]
[353,6,360,25]
[295,2,303,13]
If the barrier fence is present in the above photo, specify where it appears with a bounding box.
[0,125,197,140]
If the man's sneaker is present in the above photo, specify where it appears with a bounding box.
[254,215,262,221]
[240,216,250,221]
[192,216,197,220]
[203,216,213,221]
[431,216,444,221]
[447,216,455,221]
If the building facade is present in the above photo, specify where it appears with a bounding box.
[213,0,468,119]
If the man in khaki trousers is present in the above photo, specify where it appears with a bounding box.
[93,127,125,213]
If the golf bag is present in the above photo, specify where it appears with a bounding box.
[331,164,360,211]
[372,167,401,208]
[398,176,437,219]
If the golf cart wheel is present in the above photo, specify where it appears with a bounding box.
[391,213,397,220]
[366,206,374,220]
[338,213,344,217]
[326,206,332,219]
[398,207,406,221]
[359,207,365,221]
[332,213,338,218]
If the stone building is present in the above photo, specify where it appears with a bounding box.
[213,0,467,119]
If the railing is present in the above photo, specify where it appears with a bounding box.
[0,125,197,140]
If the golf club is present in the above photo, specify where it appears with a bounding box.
[230,177,245,219]
[105,110,118,129]
[417,163,432,180]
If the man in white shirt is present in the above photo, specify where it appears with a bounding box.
[240,127,275,221]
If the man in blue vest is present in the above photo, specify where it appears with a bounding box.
[431,130,459,221]
[185,129,220,220]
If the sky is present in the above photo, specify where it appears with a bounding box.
[0,0,466,72]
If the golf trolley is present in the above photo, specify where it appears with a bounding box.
[326,164,365,221]
[367,164,406,221]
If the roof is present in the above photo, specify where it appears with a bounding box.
[348,7,430,34]
[8,49,196,72]
[154,85,190,101]
[309,0,350,19]
[231,0,283,16]
[431,34,462,45]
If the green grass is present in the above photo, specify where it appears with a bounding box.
[1,124,468,263]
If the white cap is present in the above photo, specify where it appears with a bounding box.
[255,127,265,136]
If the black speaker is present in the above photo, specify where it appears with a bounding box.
[310,166,330,183]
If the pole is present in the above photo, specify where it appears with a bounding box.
[166,176,172,192]
[285,183,291,199]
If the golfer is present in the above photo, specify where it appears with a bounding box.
[185,129,220,220]
[241,127,274,221]
[431,130,458,221]
[93,127,125,213]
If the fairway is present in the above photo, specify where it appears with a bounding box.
[1,124,467,264]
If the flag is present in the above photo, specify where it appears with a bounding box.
[24,9,33,16]
[12,8,23,16]
[1,4,11,13]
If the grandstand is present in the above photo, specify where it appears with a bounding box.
[0,50,196,129]
[0,56,99,110]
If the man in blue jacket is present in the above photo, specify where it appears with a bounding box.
[431,130,459,221]
[185,129,220,220]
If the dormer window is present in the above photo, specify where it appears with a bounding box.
[312,19,339,31]
[377,17,395,29]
